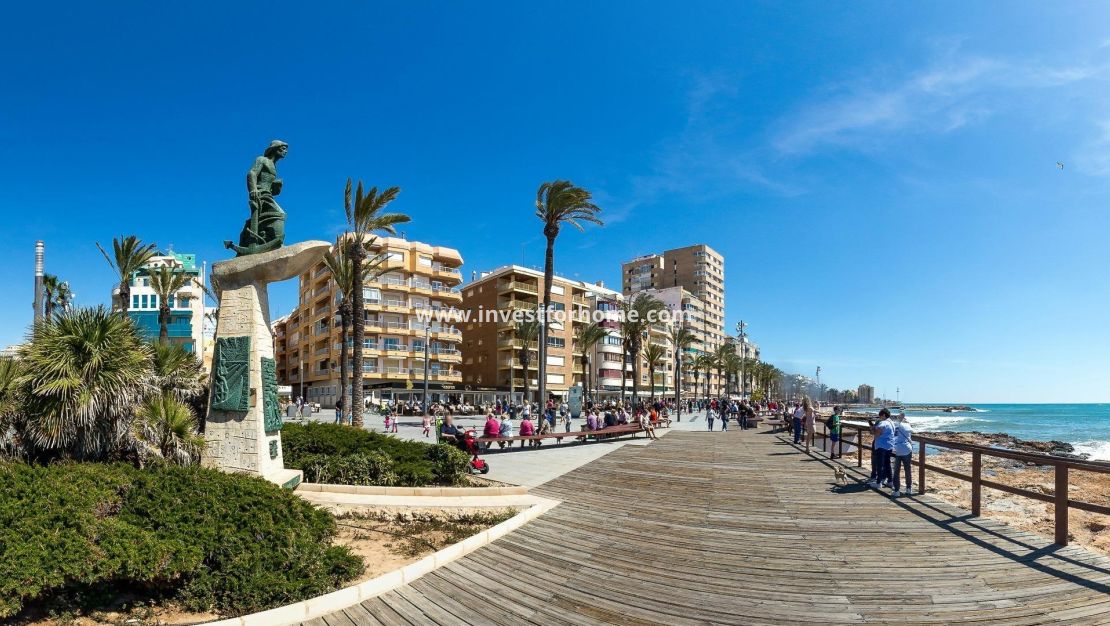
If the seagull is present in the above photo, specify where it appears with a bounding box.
[1057,162,1065,169]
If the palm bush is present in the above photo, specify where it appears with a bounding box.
[17,306,153,461]
[150,340,206,401]
[133,392,204,466]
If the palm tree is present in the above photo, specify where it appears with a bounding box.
[535,180,602,405]
[17,306,153,461]
[150,340,206,401]
[323,237,387,422]
[713,344,736,398]
[148,265,195,342]
[619,293,665,407]
[642,342,667,403]
[574,321,608,405]
[97,236,157,315]
[133,391,204,466]
[667,325,695,412]
[694,354,715,402]
[724,352,742,397]
[344,180,410,426]
[0,357,21,458]
[513,310,541,404]
[42,274,63,320]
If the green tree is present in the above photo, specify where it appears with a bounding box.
[147,265,195,342]
[574,321,608,405]
[41,274,73,321]
[694,354,715,401]
[133,391,204,466]
[513,309,541,404]
[713,344,736,397]
[344,180,410,426]
[324,236,387,422]
[619,293,665,407]
[96,236,157,315]
[642,342,667,403]
[535,180,602,404]
[150,340,206,401]
[667,325,695,408]
[17,306,153,461]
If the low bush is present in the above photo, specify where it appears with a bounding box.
[281,422,469,486]
[0,461,363,620]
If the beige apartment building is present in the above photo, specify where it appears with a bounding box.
[636,286,705,399]
[459,266,597,401]
[622,244,726,396]
[274,237,464,408]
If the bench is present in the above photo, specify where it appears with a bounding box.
[475,424,644,449]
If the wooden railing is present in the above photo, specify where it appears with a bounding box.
[792,419,1110,547]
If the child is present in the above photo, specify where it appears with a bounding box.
[827,406,843,459]
[891,412,914,497]
[421,414,431,438]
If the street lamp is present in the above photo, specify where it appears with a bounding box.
[421,321,431,428]
[673,320,682,423]
[735,320,747,400]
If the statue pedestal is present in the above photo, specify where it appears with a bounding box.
[202,240,330,488]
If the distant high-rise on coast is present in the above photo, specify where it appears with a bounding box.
[274,237,463,409]
[622,244,726,394]
[858,384,876,404]
[117,251,206,355]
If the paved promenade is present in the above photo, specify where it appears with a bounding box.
[300,425,1110,624]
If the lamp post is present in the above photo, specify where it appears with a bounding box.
[735,320,747,400]
[673,320,682,423]
[422,322,430,424]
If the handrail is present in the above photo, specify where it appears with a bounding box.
[798,418,1110,546]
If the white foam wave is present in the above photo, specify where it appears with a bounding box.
[907,414,984,430]
[1072,440,1110,461]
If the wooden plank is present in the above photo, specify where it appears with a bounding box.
[305,430,1110,625]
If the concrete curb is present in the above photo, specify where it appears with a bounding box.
[204,497,560,626]
[296,482,529,496]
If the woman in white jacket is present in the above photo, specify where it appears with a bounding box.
[891,413,914,497]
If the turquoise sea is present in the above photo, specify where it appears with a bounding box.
[856,404,1110,460]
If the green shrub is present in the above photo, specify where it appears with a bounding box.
[295,451,398,486]
[428,444,470,485]
[0,461,363,619]
[281,422,467,486]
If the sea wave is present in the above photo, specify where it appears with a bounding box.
[1072,440,1110,461]
[907,414,985,430]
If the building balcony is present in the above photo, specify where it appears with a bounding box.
[497,296,536,310]
[497,280,539,295]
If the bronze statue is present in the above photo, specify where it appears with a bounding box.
[225,140,288,256]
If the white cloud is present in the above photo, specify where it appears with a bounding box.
[772,51,1109,157]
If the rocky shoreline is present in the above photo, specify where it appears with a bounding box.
[917,431,1109,556]
[925,430,1088,460]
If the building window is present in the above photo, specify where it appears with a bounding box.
[418,256,432,267]
[547,337,565,348]
[132,295,139,309]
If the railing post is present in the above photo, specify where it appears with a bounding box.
[971,451,981,516]
[857,428,863,468]
[1055,464,1069,546]
[918,440,926,494]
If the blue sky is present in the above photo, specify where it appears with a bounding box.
[2,2,1109,402]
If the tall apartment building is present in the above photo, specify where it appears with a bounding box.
[459,266,598,401]
[115,251,206,355]
[636,286,704,398]
[858,384,876,404]
[274,237,464,408]
[622,244,726,396]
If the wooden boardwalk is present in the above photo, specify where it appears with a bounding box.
[303,430,1110,625]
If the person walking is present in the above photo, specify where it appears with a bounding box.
[707,402,716,431]
[792,402,804,444]
[891,412,914,496]
[334,397,344,425]
[803,397,817,448]
[421,413,431,438]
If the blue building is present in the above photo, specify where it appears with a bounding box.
[121,251,206,353]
